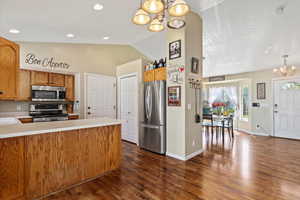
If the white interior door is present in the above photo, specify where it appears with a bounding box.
[274,78,300,139]
[86,73,116,119]
[118,74,138,143]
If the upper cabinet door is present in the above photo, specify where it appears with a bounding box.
[31,71,49,85]
[17,70,31,101]
[0,37,19,100]
[49,73,65,87]
[65,75,75,101]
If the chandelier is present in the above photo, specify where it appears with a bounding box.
[132,0,190,32]
[273,55,297,77]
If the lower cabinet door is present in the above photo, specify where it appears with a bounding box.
[0,137,25,200]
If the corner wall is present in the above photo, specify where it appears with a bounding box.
[166,12,203,160]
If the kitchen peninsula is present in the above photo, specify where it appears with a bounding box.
[0,118,121,200]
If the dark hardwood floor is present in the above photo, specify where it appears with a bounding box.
[45,132,300,200]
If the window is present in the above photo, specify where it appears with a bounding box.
[240,85,249,121]
[206,86,238,116]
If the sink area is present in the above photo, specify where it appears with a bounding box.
[0,118,21,126]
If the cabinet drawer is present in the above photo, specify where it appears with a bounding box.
[19,118,33,124]
[68,115,79,120]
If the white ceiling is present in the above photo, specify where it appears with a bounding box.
[1,0,299,77]
[202,0,300,77]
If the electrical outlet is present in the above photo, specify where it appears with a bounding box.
[256,124,260,129]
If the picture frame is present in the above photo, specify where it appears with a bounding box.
[191,57,199,74]
[169,40,181,60]
[168,86,181,106]
[257,82,266,100]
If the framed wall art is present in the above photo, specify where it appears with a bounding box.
[191,57,199,74]
[257,82,266,100]
[169,40,181,60]
[168,86,181,106]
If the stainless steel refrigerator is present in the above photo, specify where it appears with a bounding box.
[140,80,166,154]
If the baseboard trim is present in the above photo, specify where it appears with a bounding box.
[185,149,204,160]
[166,149,204,161]
[237,128,269,136]
[166,152,185,161]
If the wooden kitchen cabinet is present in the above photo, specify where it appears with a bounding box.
[0,37,19,100]
[65,74,75,101]
[154,67,166,81]
[31,71,49,85]
[19,117,33,124]
[17,69,31,101]
[49,73,65,87]
[0,137,25,200]
[144,70,155,82]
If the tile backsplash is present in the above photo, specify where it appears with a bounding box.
[0,101,29,112]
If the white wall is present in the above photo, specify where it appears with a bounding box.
[166,12,203,160]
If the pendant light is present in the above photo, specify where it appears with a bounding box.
[142,0,164,14]
[133,9,151,25]
[168,0,190,17]
[148,18,164,32]
[133,0,151,25]
[273,55,297,76]
[167,17,186,29]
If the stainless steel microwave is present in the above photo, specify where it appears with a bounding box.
[31,85,66,102]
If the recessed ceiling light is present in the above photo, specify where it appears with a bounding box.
[66,33,75,38]
[103,36,110,40]
[9,29,20,34]
[93,3,104,11]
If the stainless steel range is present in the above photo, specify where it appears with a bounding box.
[29,103,68,122]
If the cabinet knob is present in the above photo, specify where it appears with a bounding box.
[88,112,91,115]
[0,91,3,95]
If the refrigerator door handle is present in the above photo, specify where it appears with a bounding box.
[141,124,160,129]
[145,86,150,120]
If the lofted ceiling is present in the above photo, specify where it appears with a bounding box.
[1,0,299,77]
[202,0,300,77]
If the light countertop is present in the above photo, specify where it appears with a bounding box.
[0,117,122,139]
[0,112,32,119]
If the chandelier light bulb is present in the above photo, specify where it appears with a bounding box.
[148,18,164,32]
[133,8,151,25]
[168,0,190,17]
[143,0,164,14]
[167,17,186,29]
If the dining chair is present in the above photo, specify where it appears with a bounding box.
[215,116,234,141]
[202,114,214,138]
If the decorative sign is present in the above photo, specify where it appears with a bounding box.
[209,75,225,82]
[191,57,199,74]
[168,86,181,106]
[169,40,181,60]
[257,82,266,99]
[167,64,185,84]
[25,53,70,70]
